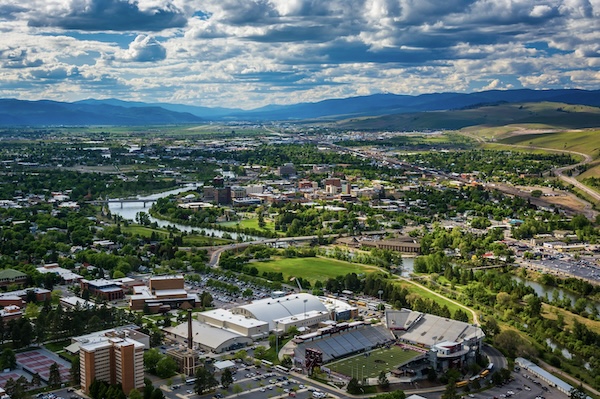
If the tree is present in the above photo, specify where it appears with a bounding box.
[253,346,266,359]
[150,388,164,399]
[156,357,178,378]
[144,349,163,374]
[31,372,42,388]
[129,389,143,399]
[347,378,361,394]
[71,356,80,385]
[194,366,217,394]
[0,348,16,370]
[221,368,234,389]
[378,370,389,389]
[441,379,460,399]
[48,362,62,387]
[232,384,243,396]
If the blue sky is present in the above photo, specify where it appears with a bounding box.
[0,0,598,109]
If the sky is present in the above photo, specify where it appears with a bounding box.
[0,0,599,109]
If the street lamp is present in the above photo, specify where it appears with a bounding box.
[378,289,383,302]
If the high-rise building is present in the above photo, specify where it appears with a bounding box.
[80,337,144,395]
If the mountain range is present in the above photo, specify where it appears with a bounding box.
[0,89,599,126]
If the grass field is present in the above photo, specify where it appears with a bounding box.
[219,217,279,234]
[327,346,421,379]
[252,257,380,284]
[395,279,470,322]
[497,129,600,157]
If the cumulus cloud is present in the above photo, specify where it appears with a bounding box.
[27,0,187,31]
[0,0,599,107]
[120,35,167,62]
[0,47,43,68]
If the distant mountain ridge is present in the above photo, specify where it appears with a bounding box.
[0,89,599,126]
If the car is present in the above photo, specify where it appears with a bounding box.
[260,388,266,392]
[468,395,475,398]
[67,389,75,393]
[524,387,531,391]
[289,393,296,397]
[299,385,305,389]
[186,390,194,394]
[268,386,274,390]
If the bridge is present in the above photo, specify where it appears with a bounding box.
[90,198,157,208]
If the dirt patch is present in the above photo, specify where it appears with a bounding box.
[487,183,598,220]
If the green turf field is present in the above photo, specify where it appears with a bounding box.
[253,257,379,284]
[327,345,421,379]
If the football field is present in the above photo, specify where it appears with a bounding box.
[326,346,421,379]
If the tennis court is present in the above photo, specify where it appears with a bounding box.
[15,350,71,382]
[0,372,23,388]
[327,345,421,379]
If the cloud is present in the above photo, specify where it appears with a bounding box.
[119,35,167,62]
[481,78,514,90]
[0,47,43,68]
[27,0,188,31]
[0,0,599,108]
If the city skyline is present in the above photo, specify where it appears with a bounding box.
[1,0,599,109]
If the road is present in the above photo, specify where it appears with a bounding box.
[500,143,600,204]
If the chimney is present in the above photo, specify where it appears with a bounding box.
[187,309,193,350]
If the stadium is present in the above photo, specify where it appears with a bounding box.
[291,309,485,383]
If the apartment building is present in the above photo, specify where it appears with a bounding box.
[80,337,144,395]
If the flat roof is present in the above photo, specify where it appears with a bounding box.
[200,309,269,328]
[165,320,252,350]
[515,358,573,393]
[151,274,184,281]
[155,289,188,297]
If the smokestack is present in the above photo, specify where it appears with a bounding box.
[187,309,193,350]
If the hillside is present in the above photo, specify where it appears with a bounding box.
[1,89,600,126]
[0,99,203,126]
[334,102,600,131]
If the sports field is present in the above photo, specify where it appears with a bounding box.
[327,345,421,379]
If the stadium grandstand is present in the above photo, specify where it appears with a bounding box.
[293,321,395,363]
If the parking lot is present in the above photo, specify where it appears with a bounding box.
[160,366,336,399]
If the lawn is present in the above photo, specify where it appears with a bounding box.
[219,218,279,234]
[327,345,421,379]
[252,257,380,284]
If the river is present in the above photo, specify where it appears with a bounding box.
[512,276,600,314]
[107,184,260,241]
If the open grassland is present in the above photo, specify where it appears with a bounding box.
[497,129,600,157]
[542,304,600,335]
[252,257,380,284]
[394,279,469,321]
[481,142,585,162]
[328,346,421,379]
[337,102,600,131]
[578,161,600,179]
